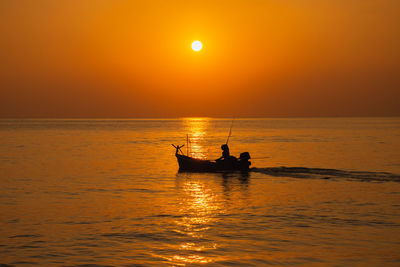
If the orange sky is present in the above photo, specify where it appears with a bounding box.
[0,0,399,117]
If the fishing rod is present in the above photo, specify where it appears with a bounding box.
[226,118,235,145]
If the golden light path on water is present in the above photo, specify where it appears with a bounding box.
[169,118,219,265]
[182,118,211,159]
[171,178,221,265]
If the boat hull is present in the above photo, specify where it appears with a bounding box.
[176,154,251,172]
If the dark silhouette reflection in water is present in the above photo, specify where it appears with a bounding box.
[171,171,251,265]
[221,171,250,194]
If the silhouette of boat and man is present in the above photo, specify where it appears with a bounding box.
[172,143,251,172]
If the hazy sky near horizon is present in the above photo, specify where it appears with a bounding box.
[1,0,399,117]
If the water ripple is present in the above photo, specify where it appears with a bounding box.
[252,166,400,182]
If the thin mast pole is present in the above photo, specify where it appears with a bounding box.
[226,118,234,145]
[186,134,189,156]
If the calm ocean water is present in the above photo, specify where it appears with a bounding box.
[0,118,399,266]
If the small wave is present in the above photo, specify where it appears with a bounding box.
[9,234,42,239]
[251,167,400,182]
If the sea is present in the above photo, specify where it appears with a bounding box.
[0,118,399,266]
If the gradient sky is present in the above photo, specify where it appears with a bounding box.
[1,0,399,117]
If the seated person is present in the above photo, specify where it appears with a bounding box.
[217,144,231,161]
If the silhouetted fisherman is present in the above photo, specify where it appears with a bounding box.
[217,144,230,161]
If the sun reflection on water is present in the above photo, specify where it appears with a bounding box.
[170,177,222,265]
[182,118,210,159]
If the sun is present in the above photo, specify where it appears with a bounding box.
[191,41,202,52]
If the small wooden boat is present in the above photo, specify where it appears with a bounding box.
[173,144,251,172]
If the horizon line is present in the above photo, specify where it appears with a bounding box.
[0,115,399,120]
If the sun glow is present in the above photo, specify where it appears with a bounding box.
[191,41,203,51]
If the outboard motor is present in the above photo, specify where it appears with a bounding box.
[239,152,251,169]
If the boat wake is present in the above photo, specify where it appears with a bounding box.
[251,167,400,182]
